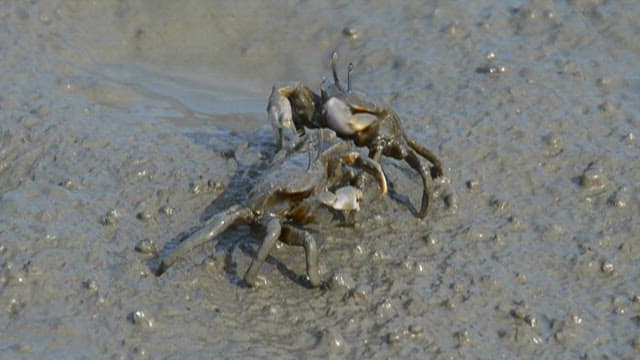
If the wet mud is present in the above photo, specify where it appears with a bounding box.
[1,0,639,358]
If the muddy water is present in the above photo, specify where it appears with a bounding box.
[1,0,639,358]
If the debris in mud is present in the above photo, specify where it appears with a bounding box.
[134,238,159,255]
[579,162,608,190]
[608,186,630,208]
[317,328,346,353]
[128,310,154,328]
[328,271,355,292]
[100,208,121,225]
[159,205,175,216]
[465,179,480,191]
[600,260,614,274]
[136,210,153,222]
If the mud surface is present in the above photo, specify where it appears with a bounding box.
[1,0,639,358]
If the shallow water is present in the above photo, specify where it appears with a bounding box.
[1,0,639,358]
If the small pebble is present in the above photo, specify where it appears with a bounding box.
[444,193,458,212]
[598,100,617,114]
[191,179,221,194]
[263,304,281,317]
[442,22,460,36]
[386,331,403,345]
[319,328,346,352]
[609,186,630,208]
[451,282,465,293]
[100,209,120,225]
[129,310,153,328]
[376,298,393,316]
[132,346,146,356]
[543,132,562,148]
[248,275,269,288]
[328,271,355,292]
[408,324,424,336]
[134,238,158,254]
[136,211,153,222]
[159,206,175,216]
[579,162,607,190]
[614,306,625,315]
[58,179,74,189]
[510,308,526,320]
[83,279,98,291]
[601,261,614,274]
[349,285,371,302]
[571,315,583,325]
[596,76,613,88]
[525,315,537,327]
[422,233,438,246]
[490,197,509,211]
[370,249,386,261]
[351,244,365,257]
[7,298,23,315]
[34,104,50,117]
[465,179,480,191]
[342,26,358,39]
[455,329,471,346]
[623,132,635,143]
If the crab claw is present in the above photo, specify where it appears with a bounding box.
[317,186,364,211]
[268,86,294,150]
[323,97,377,137]
[342,151,388,195]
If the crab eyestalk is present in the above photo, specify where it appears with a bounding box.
[347,62,354,93]
[330,51,345,92]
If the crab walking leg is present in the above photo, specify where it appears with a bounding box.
[352,144,384,191]
[279,225,321,287]
[404,149,434,218]
[155,205,252,276]
[407,138,444,178]
[243,217,282,287]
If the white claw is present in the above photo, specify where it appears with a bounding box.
[324,97,377,137]
[268,86,294,148]
[268,87,293,130]
[318,186,363,211]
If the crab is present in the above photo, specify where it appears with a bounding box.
[268,52,444,218]
[155,141,387,288]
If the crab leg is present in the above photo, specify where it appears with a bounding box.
[155,205,252,276]
[407,138,444,178]
[279,225,321,288]
[404,149,434,218]
[243,217,282,287]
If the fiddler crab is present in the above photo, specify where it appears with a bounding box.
[155,141,387,288]
[268,52,443,218]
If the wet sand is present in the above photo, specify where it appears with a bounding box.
[1,1,639,358]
